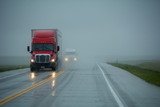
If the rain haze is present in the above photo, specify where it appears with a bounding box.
[1,1,160,107]
[0,0,160,65]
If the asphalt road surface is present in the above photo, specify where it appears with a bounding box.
[0,62,160,107]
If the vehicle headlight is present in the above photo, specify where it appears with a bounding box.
[51,59,55,62]
[64,57,68,61]
[31,59,35,63]
[74,57,77,61]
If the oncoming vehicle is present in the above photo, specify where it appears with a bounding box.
[27,29,62,72]
[63,49,78,62]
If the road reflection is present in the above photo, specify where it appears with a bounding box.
[51,72,56,96]
[29,72,36,80]
[51,72,56,78]
[27,71,60,97]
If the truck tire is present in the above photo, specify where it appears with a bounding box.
[30,67,34,72]
[51,67,56,71]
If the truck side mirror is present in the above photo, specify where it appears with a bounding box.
[57,46,60,51]
[27,46,30,52]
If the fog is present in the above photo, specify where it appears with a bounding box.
[0,0,160,65]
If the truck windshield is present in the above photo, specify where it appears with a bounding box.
[32,44,54,51]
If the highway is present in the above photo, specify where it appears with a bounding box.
[0,62,160,107]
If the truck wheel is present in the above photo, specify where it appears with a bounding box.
[52,67,56,71]
[36,68,40,72]
[30,67,35,72]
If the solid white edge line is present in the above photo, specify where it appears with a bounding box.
[97,64,125,107]
[0,70,28,80]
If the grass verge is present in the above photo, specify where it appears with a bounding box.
[108,63,160,86]
[0,65,29,72]
[138,61,160,72]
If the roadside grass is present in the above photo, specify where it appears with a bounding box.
[0,65,29,72]
[108,63,160,86]
[138,61,160,72]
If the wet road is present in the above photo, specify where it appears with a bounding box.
[0,62,160,107]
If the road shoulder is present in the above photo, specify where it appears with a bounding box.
[101,63,160,107]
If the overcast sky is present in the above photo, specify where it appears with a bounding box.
[0,0,160,60]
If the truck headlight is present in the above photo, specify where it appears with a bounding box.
[64,58,68,61]
[51,59,55,62]
[31,59,35,63]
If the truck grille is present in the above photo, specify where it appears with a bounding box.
[35,54,50,63]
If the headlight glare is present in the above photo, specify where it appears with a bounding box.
[51,59,55,62]
[65,58,68,61]
[74,57,77,61]
[31,59,35,63]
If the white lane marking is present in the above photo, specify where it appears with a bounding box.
[0,70,28,80]
[97,64,125,107]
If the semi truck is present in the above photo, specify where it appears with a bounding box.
[27,29,62,72]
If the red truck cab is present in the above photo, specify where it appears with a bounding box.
[27,29,62,72]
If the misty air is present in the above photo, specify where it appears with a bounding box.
[0,0,160,107]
